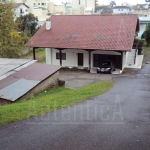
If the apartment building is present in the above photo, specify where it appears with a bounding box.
[72,0,96,14]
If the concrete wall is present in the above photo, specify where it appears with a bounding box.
[0,99,11,105]
[0,71,59,105]
[136,55,144,68]
[19,71,59,101]
[122,52,127,70]
[125,50,144,69]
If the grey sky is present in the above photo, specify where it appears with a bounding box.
[50,0,146,5]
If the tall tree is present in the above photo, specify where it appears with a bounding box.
[0,0,23,58]
[16,13,38,36]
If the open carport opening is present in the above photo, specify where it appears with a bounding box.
[93,54,122,70]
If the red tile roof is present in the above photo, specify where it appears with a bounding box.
[29,14,138,51]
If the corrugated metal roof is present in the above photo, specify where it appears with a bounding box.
[12,63,61,81]
[0,59,36,80]
[0,76,19,90]
[0,79,39,101]
[0,61,61,102]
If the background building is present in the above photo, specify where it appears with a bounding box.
[13,3,29,21]
[112,6,133,14]
[72,0,96,14]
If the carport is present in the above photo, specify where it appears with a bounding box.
[93,52,123,70]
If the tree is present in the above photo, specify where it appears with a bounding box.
[95,0,99,12]
[141,24,150,44]
[16,13,38,36]
[110,1,116,7]
[0,1,23,58]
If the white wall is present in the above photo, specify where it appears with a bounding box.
[113,8,131,14]
[51,49,89,68]
[122,52,127,70]
[14,4,29,20]
[137,23,147,39]
[46,48,122,68]
[136,55,144,68]
[125,49,144,68]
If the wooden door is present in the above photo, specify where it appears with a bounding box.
[78,53,83,66]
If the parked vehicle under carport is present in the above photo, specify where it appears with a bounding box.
[97,60,115,74]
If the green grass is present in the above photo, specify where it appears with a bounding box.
[21,48,46,63]
[143,47,150,63]
[0,81,113,126]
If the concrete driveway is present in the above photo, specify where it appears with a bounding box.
[59,70,112,88]
[59,68,139,88]
[0,63,150,149]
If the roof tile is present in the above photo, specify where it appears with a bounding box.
[29,15,138,51]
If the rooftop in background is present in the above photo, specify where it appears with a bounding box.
[28,14,139,51]
[14,3,29,8]
[112,6,131,9]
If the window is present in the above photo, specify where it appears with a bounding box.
[41,3,46,5]
[118,9,120,11]
[38,3,40,5]
[20,8,23,13]
[56,53,66,60]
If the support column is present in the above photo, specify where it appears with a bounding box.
[59,49,62,66]
[46,48,51,64]
[33,47,36,60]
[89,50,91,71]
[120,52,123,70]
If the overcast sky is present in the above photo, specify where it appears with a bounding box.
[50,0,146,5]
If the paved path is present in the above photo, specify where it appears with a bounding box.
[59,68,139,89]
[0,57,150,149]
[59,70,112,88]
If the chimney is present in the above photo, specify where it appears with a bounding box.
[46,20,51,30]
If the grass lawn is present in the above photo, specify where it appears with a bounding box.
[21,48,46,63]
[0,81,113,126]
[143,47,150,63]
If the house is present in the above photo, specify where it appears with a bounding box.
[133,4,150,17]
[137,16,150,39]
[13,3,29,20]
[28,15,143,74]
[112,6,133,14]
